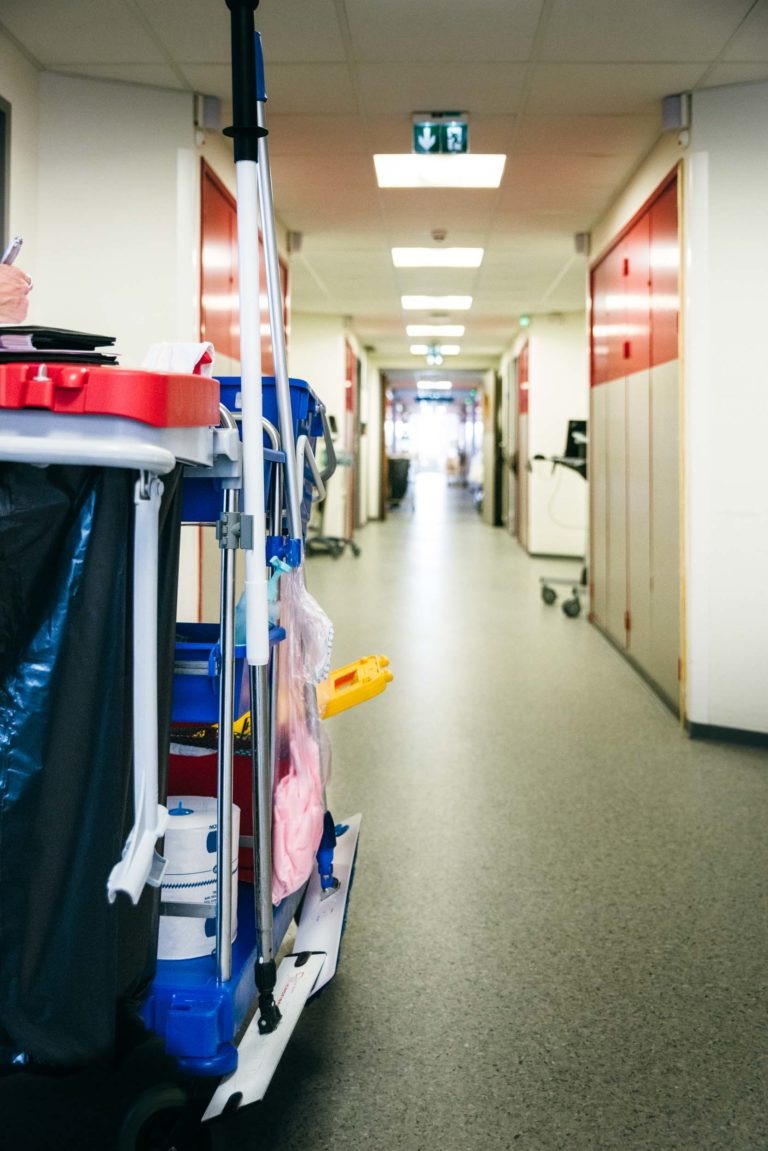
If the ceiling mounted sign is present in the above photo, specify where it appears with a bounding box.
[412,113,469,155]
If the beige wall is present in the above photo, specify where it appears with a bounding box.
[0,32,41,283]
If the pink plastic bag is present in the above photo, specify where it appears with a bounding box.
[271,568,332,904]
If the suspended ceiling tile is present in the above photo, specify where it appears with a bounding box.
[254,64,360,115]
[540,0,755,62]
[271,154,378,190]
[482,233,573,260]
[722,1,768,61]
[0,0,166,65]
[275,195,381,233]
[133,0,230,64]
[297,234,390,253]
[176,64,234,101]
[698,64,768,88]
[477,267,562,293]
[46,64,188,90]
[465,314,524,333]
[355,61,528,117]
[515,114,661,156]
[499,208,594,231]
[385,231,490,252]
[497,185,611,217]
[378,190,501,233]
[255,0,346,61]
[135,0,345,64]
[538,261,590,311]
[303,256,396,289]
[504,152,635,189]
[393,270,483,294]
[345,0,543,62]
[318,291,401,317]
[267,115,372,156]
[528,63,708,115]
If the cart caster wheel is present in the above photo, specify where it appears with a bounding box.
[118,1083,207,1151]
[541,586,557,605]
[350,542,361,557]
[562,596,581,618]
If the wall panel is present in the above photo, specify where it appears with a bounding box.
[649,360,680,702]
[650,181,679,368]
[516,342,529,551]
[589,383,608,626]
[626,369,652,669]
[605,378,628,643]
[589,169,680,710]
[622,213,651,377]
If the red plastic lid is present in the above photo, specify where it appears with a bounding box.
[0,362,220,428]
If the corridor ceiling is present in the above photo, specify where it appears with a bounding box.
[3,0,768,378]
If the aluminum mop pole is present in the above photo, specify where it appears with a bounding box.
[255,32,303,545]
[215,408,239,984]
[225,0,280,1032]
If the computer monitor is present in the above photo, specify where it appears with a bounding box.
[564,418,587,461]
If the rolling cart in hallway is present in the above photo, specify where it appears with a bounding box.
[535,419,589,618]
[306,442,362,557]
[0,8,390,1147]
[0,364,366,1149]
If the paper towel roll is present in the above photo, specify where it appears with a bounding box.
[158,796,240,961]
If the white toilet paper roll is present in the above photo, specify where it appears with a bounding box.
[158,795,240,961]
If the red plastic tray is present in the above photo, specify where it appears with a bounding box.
[0,362,220,428]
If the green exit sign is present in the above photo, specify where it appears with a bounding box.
[412,117,469,155]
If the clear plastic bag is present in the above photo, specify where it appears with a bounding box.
[271,568,333,904]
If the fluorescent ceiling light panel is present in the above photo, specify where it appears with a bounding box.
[401,295,472,311]
[410,344,461,356]
[417,380,452,390]
[393,248,484,268]
[374,154,506,188]
[407,324,465,337]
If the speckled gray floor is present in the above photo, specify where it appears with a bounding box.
[213,472,768,1151]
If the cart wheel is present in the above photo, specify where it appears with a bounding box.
[562,596,581,618]
[541,585,557,606]
[350,542,362,557]
[118,1082,204,1151]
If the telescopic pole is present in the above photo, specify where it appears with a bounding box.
[254,32,303,545]
[224,0,281,1032]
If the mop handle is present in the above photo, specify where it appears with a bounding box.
[226,0,270,666]
[255,32,303,545]
[224,0,263,164]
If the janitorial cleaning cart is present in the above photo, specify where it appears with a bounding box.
[0,4,390,1147]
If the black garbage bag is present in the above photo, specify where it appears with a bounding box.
[0,461,183,1068]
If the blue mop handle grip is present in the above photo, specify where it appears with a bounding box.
[255,31,267,104]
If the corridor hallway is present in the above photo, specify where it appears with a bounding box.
[219,472,767,1151]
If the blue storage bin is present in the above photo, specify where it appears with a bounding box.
[217,374,322,440]
[181,375,322,528]
[172,623,249,723]
[181,446,282,525]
